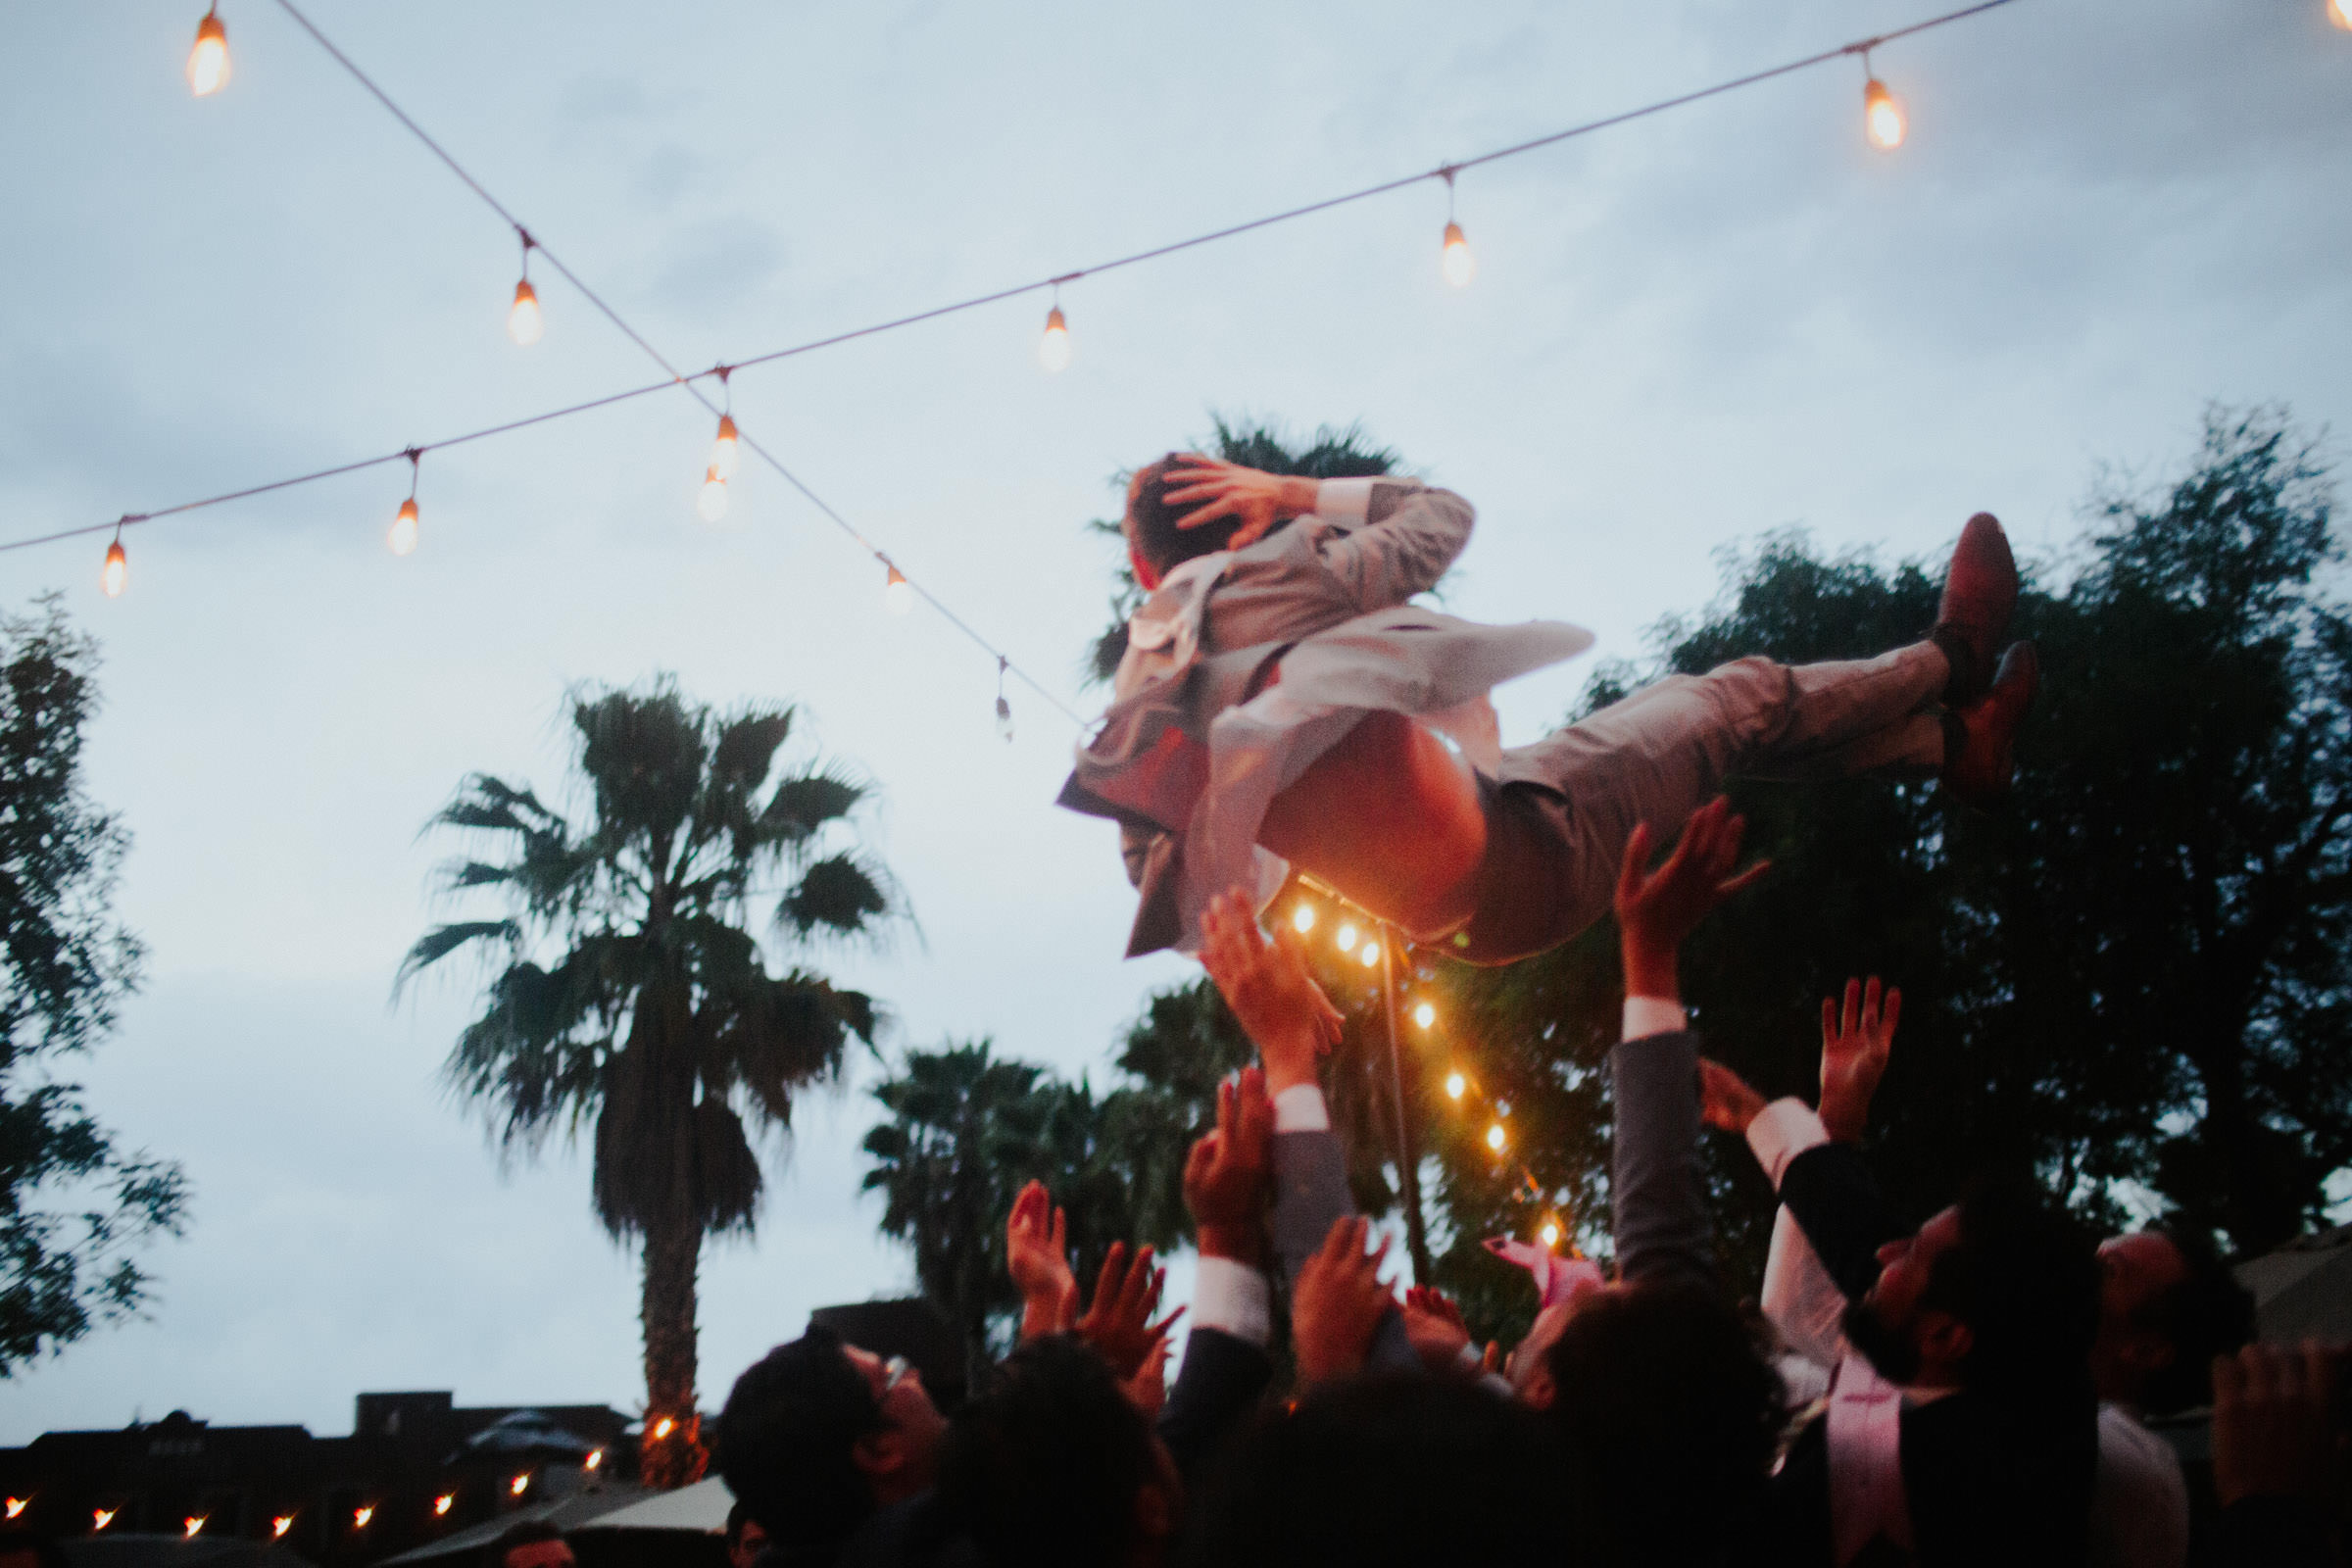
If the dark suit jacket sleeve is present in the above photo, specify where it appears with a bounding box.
[1271,1125,1420,1375]
[1156,1326,1274,1479]
[1777,1141,1906,1304]
[1608,1029,1715,1288]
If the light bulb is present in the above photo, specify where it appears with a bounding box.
[1292,904,1316,934]
[271,1518,294,1539]
[1335,922,1358,954]
[1359,941,1380,967]
[433,1495,454,1517]
[94,1512,116,1532]
[584,1450,604,1472]
[102,540,127,598]
[508,279,543,345]
[1412,1001,1436,1030]
[1441,221,1476,288]
[1864,79,1906,152]
[885,565,912,614]
[388,498,419,556]
[509,1476,529,1497]
[1540,1221,1561,1250]
[710,415,739,481]
[187,11,229,96]
[184,1520,205,1539]
[353,1508,373,1530]
[651,1417,676,1441]
[1445,1071,1466,1101]
[1037,305,1072,373]
[2331,0,2351,29]
[1485,1123,1506,1152]
[696,468,730,521]
[4,1501,26,1522]
[996,695,1015,742]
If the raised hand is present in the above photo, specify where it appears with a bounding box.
[1074,1242,1184,1380]
[1400,1285,1474,1373]
[1698,1057,1769,1137]
[1005,1179,1078,1340]
[2211,1341,2345,1507]
[1819,977,1900,1144]
[1156,456,1318,552]
[1199,886,1345,1095]
[1120,1335,1174,1422]
[1183,1065,1274,1263]
[1613,797,1769,1001]
[1292,1215,1395,1385]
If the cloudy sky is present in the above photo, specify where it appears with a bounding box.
[4,0,2347,1441]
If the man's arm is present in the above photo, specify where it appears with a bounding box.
[1156,1068,1277,1477]
[1155,457,1471,611]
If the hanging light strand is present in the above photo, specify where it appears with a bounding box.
[388,448,420,555]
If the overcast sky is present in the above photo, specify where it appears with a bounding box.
[4,0,2347,1442]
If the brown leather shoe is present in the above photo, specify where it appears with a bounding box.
[1933,513,2018,706]
[1943,641,2036,806]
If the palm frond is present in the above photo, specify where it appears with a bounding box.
[760,769,869,842]
[778,852,894,938]
[397,920,521,990]
[710,707,796,794]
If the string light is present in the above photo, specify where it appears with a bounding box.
[508,230,544,346]
[184,1519,206,1538]
[1486,1122,1507,1152]
[102,525,127,598]
[1439,170,1476,288]
[1412,1001,1437,1029]
[93,1512,117,1532]
[433,1495,455,1516]
[388,449,420,556]
[1037,290,1072,373]
[696,464,730,522]
[272,1518,295,1539]
[353,1507,374,1530]
[509,1475,529,1497]
[187,6,230,96]
[650,1417,677,1441]
[995,657,1015,742]
[583,1450,605,1472]
[708,368,738,479]
[884,564,912,615]
[1446,1070,1467,1101]
[2331,0,2351,29]
[1862,54,1906,151]
[1292,904,1317,934]
[1540,1220,1561,1250]
[3,1500,25,1521]
[1335,922,1359,955]
[1359,940,1381,967]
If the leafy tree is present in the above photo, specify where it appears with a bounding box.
[1,598,187,1374]
[403,680,894,1484]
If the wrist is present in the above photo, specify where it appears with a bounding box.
[1622,944,1680,1004]
[1284,476,1322,517]
[1259,1038,1323,1096]
[1196,1221,1265,1266]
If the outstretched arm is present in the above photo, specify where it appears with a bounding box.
[1159,455,1472,610]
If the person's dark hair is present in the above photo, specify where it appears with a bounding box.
[488,1519,564,1568]
[1542,1277,1783,1568]
[722,1501,754,1552]
[1920,1176,2102,1396]
[711,1326,886,1551]
[934,1336,1158,1568]
[0,1530,70,1568]
[1124,454,1295,576]
[1184,1374,1571,1568]
[2134,1224,2257,1415]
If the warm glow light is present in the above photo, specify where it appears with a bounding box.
[696,469,730,522]
[187,10,229,96]
[1292,904,1316,934]
[353,1507,374,1530]
[3,1500,25,1521]
[1864,78,1906,151]
[102,540,127,598]
[1441,221,1476,288]
[509,1475,529,1497]
[94,1511,117,1532]
[2331,0,2351,29]
[583,1450,604,1472]
[1412,1002,1436,1030]
[272,1517,295,1539]
[1540,1221,1561,1249]
[434,1494,455,1516]
[652,1417,677,1441]
[709,415,740,481]
[1359,941,1380,967]
[1335,922,1359,954]
[184,1518,206,1538]
[388,497,419,556]
[1037,305,1072,373]
[1445,1071,1466,1101]
[885,565,912,615]
[1485,1122,1506,1152]
[508,279,545,345]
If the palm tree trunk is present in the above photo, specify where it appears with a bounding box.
[639,1219,706,1489]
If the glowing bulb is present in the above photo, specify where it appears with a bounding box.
[652,1417,677,1441]
[433,1495,454,1517]
[102,539,127,598]
[1359,941,1381,967]
[1540,1221,1561,1250]
[94,1511,117,1532]
[1335,922,1359,954]
[709,416,740,481]
[271,1518,294,1539]
[885,565,912,614]
[2331,0,2351,28]
[353,1507,374,1530]
[995,695,1015,743]
[1037,305,1072,373]
[184,1518,206,1538]
[508,279,544,345]
[1413,1002,1436,1030]
[696,468,730,522]
[510,1476,529,1497]
[4,1499,25,1520]
[1441,221,1476,288]
[1486,1122,1506,1152]
[388,498,419,556]
[583,1450,604,1472]
[1445,1071,1467,1101]
[1864,79,1906,151]
[187,10,229,96]
[1292,904,1316,934]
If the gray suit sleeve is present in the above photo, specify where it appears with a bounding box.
[1271,1127,1419,1375]
[1320,482,1473,611]
[1609,1029,1715,1288]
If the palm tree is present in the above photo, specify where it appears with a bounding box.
[402,680,897,1487]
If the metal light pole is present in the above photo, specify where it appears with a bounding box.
[1378,922,1434,1283]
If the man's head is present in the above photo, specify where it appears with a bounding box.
[712,1326,947,1554]
[2091,1225,2255,1412]
[1845,1176,2101,1396]
[722,1501,766,1568]
[1122,455,1284,590]
[489,1520,571,1568]
[935,1335,1178,1568]
[1539,1278,1785,1568]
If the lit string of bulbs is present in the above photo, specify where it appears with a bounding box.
[33,0,2054,742]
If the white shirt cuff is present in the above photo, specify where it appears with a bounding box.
[1314,477,1376,523]
[1273,1084,1331,1132]
[1747,1098,1831,1189]
[1622,996,1689,1042]
[1190,1255,1273,1347]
